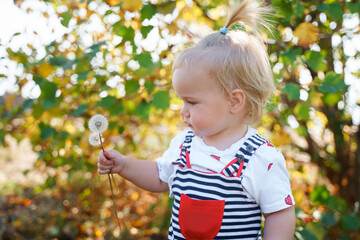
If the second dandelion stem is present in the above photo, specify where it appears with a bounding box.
[98,133,121,232]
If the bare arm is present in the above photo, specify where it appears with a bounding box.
[263,206,295,240]
[97,149,169,193]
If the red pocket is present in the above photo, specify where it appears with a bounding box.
[179,194,225,240]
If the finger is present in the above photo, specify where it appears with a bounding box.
[98,153,113,165]
[103,149,114,160]
[97,168,111,175]
[97,162,114,170]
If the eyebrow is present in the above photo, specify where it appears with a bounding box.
[180,96,200,101]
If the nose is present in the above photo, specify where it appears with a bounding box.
[180,103,189,118]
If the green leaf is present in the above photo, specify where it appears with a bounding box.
[39,81,58,110]
[272,0,293,22]
[96,96,116,108]
[298,228,317,240]
[113,22,135,42]
[125,80,140,94]
[305,51,327,71]
[294,3,305,18]
[61,12,72,27]
[152,91,170,110]
[133,52,154,68]
[72,104,87,116]
[340,215,360,230]
[327,3,343,20]
[144,80,155,92]
[296,125,308,137]
[317,4,328,12]
[89,41,106,52]
[320,211,338,227]
[304,222,326,240]
[77,71,89,81]
[44,176,56,188]
[280,48,302,65]
[140,25,154,39]
[0,131,4,144]
[294,103,310,121]
[133,53,158,77]
[310,185,330,205]
[265,102,277,112]
[49,56,74,69]
[318,72,346,94]
[281,83,300,101]
[141,4,157,21]
[322,92,342,106]
[23,99,34,109]
[157,1,176,15]
[134,102,151,120]
[109,104,124,116]
[326,195,347,213]
[346,2,360,14]
[40,126,55,140]
[76,56,91,73]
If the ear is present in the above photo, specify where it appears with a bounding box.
[228,89,246,114]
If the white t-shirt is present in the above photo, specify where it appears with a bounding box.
[157,127,295,214]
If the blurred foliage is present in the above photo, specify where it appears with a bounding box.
[0,0,360,239]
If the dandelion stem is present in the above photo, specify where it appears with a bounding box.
[110,171,119,192]
[108,173,121,232]
[99,133,121,232]
[98,133,118,192]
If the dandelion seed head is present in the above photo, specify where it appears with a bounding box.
[89,132,103,146]
[89,114,108,133]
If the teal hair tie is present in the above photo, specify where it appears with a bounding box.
[220,27,228,34]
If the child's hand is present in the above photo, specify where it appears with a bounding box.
[97,149,125,174]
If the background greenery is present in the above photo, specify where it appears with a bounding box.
[0,0,359,239]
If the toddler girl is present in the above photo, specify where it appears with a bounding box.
[97,0,295,239]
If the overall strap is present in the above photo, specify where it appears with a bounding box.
[171,131,195,169]
[220,134,268,178]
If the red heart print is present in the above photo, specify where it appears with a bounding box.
[285,195,293,205]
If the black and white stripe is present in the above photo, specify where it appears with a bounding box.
[168,131,267,240]
[222,134,267,177]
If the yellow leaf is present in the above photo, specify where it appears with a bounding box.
[131,219,143,228]
[38,62,53,78]
[5,94,16,111]
[176,0,186,11]
[105,0,121,7]
[130,192,139,201]
[314,111,328,125]
[182,10,193,23]
[208,5,225,21]
[168,24,179,35]
[293,189,303,205]
[94,229,103,237]
[293,22,320,48]
[310,92,323,107]
[271,128,291,146]
[121,0,143,12]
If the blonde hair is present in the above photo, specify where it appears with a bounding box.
[173,0,275,125]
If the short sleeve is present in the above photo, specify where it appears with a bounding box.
[156,130,187,184]
[242,144,295,214]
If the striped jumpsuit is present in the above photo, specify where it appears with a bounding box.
[168,131,269,240]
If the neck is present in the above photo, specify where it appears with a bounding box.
[202,125,248,151]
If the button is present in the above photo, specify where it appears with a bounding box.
[181,147,186,152]
[237,155,244,163]
[246,145,254,152]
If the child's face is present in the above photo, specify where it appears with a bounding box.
[172,65,237,143]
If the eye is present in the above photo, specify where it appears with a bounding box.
[186,100,197,105]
